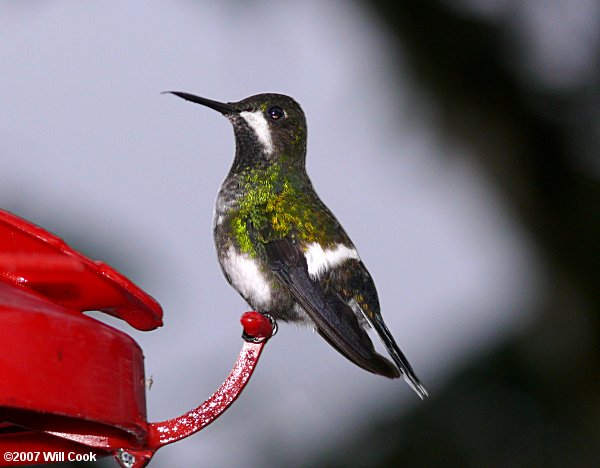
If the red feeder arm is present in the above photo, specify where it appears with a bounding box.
[0,210,274,467]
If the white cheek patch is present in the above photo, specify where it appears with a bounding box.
[239,110,274,155]
[305,242,360,280]
[223,246,272,307]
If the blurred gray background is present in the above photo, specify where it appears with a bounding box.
[1,1,598,467]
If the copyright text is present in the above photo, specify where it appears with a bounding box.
[3,451,98,463]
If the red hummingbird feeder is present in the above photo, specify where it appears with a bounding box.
[0,209,274,467]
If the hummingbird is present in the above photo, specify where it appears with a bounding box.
[167,91,428,398]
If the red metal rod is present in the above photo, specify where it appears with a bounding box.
[112,312,274,467]
[146,341,264,447]
[145,312,273,448]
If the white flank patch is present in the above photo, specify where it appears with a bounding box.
[305,242,359,280]
[239,110,274,155]
[222,246,272,307]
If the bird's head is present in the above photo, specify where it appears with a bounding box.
[167,91,307,170]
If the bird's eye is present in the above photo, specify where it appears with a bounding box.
[267,106,284,120]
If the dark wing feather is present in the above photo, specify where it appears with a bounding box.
[264,238,400,379]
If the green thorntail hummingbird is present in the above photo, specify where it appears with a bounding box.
[167,91,428,398]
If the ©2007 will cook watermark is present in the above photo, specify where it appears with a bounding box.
[3,450,98,464]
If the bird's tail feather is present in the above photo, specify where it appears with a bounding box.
[364,314,428,399]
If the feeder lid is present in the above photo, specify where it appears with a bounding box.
[0,210,163,331]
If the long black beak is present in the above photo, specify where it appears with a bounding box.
[164,91,236,115]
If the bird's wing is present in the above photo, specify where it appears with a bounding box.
[263,238,400,379]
